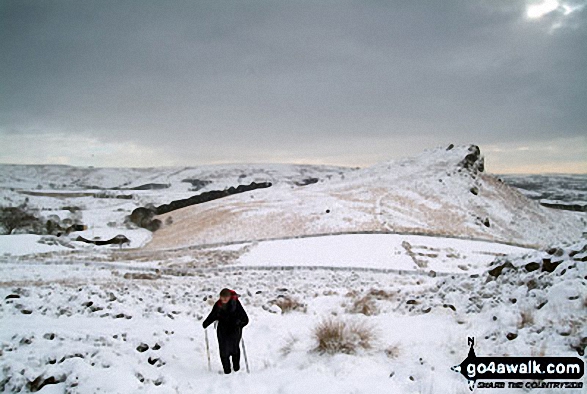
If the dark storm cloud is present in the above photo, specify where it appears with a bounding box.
[0,0,586,169]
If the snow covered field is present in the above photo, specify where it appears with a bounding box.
[1,237,586,393]
[1,145,586,393]
[230,233,532,276]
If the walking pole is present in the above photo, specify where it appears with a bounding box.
[241,337,250,374]
[204,328,211,372]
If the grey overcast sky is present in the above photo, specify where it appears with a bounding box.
[1,0,586,173]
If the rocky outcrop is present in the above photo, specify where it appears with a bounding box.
[458,144,484,174]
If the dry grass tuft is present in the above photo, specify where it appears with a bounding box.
[384,344,401,359]
[347,295,378,316]
[345,289,395,316]
[313,318,377,355]
[367,288,395,300]
[271,296,307,313]
[518,310,535,329]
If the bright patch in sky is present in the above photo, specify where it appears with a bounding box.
[527,0,560,18]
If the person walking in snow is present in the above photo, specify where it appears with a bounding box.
[202,288,249,374]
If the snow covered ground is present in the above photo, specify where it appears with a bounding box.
[1,237,585,393]
[234,233,531,274]
[0,235,73,257]
[0,145,585,393]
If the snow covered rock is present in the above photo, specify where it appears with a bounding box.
[436,239,587,356]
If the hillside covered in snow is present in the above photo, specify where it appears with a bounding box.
[0,162,352,251]
[0,144,584,255]
[148,145,584,250]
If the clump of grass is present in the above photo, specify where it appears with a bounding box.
[347,295,378,316]
[518,310,535,329]
[345,288,395,316]
[313,318,377,355]
[271,296,307,313]
[345,290,360,298]
[384,344,401,359]
[367,288,395,300]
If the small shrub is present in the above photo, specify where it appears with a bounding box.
[313,318,377,355]
[146,218,162,232]
[127,207,160,232]
[0,206,42,235]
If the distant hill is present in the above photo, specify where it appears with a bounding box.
[0,163,351,195]
[500,174,587,212]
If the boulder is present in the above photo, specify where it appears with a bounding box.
[459,145,485,173]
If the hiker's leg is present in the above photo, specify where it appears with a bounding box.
[231,336,241,371]
[220,354,231,374]
[218,338,231,374]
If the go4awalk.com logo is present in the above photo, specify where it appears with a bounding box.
[452,338,584,391]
